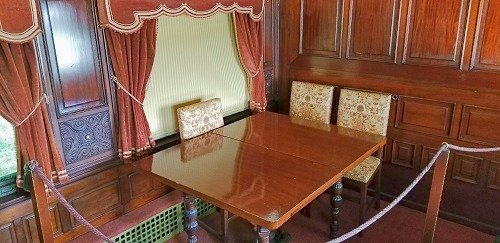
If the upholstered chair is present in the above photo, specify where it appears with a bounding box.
[337,89,391,235]
[289,81,335,124]
[177,98,224,140]
[177,98,230,238]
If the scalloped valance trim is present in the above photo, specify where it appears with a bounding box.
[99,0,264,34]
[0,0,41,43]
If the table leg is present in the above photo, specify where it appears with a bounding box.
[183,193,198,243]
[330,181,343,239]
[256,226,270,243]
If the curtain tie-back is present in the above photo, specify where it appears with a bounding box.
[15,93,48,127]
[111,75,144,106]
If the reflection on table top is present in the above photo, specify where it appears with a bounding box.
[133,112,386,230]
[213,111,387,167]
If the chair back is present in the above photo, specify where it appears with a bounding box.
[177,98,224,140]
[289,81,335,124]
[337,89,391,136]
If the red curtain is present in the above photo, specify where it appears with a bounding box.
[233,13,266,112]
[0,41,68,188]
[105,20,158,159]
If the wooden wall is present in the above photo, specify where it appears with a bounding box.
[278,0,500,235]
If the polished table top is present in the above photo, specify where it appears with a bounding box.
[213,112,386,170]
[133,112,386,230]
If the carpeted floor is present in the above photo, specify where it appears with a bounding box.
[168,193,495,243]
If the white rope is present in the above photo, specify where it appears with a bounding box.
[328,142,500,243]
[111,75,144,106]
[15,94,48,127]
[447,143,500,153]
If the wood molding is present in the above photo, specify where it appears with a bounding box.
[402,0,469,67]
[346,0,399,62]
[471,0,500,71]
[299,0,343,58]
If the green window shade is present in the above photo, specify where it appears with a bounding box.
[144,14,249,139]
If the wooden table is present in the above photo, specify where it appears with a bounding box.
[133,112,386,242]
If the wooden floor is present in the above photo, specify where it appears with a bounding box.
[169,193,495,243]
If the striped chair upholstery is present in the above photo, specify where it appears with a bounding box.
[177,98,224,140]
[289,81,335,124]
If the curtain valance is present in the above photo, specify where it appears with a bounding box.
[97,0,264,33]
[0,0,41,43]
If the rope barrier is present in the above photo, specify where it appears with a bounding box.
[111,75,144,106]
[15,94,48,127]
[27,161,115,243]
[328,143,500,243]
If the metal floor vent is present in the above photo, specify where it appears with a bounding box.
[113,199,216,243]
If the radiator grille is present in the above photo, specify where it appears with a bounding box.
[112,199,216,243]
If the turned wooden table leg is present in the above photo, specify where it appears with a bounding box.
[183,194,198,243]
[330,181,343,239]
[256,226,271,243]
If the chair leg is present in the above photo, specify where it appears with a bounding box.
[358,183,368,237]
[375,168,382,210]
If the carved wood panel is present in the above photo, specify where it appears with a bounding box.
[395,96,455,137]
[391,140,417,168]
[346,0,399,62]
[300,0,343,57]
[451,153,483,184]
[403,0,469,67]
[471,0,500,71]
[44,0,108,116]
[59,111,113,165]
[459,105,500,146]
[487,160,500,190]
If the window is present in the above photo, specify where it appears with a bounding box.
[0,116,17,197]
[144,13,249,139]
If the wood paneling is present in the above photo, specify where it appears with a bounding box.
[39,0,116,172]
[459,105,500,146]
[420,146,438,172]
[68,181,121,227]
[403,0,468,66]
[44,0,107,116]
[0,223,15,243]
[279,0,500,234]
[129,173,154,199]
[395,96,455,137]
[264,0,275,67]
[472,0,500,71]
[391,140,417,168]
[452,154,483,184]
[346,0,398,62]
[487,160,500,190]
[0,165,171,243]
[300,0,342,57]
[24,205,61,241]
